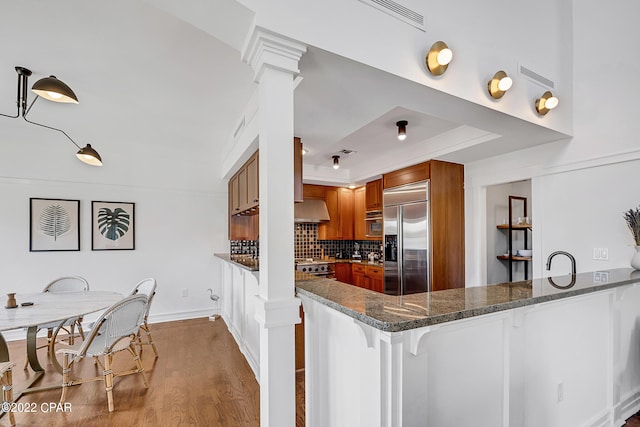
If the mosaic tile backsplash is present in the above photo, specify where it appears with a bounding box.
[231,223,382,260]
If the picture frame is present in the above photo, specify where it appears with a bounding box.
[91,201,135,251]
[30,198,80,252]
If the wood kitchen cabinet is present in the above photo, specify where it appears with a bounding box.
[354,186,367,240]
[365,179,383,211]
[245,152,259,208]
[382,160,464,291]
[351,263,384,292]
[334,262,352,284]
[318,187,353,240]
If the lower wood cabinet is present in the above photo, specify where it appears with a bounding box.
[351,263,384,293]
[334,262,352,284]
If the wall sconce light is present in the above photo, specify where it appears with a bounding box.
[535,91,559,115]
[426,41,453,76]
[396,120,408,141]
[0,66,103,166]
[488,70,513,99]
[332,155,340,169]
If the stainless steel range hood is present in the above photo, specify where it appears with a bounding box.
[294,199,331,223]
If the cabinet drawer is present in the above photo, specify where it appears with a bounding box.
[352,264,366,274]
[367,266,383,279]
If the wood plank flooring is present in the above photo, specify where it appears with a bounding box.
[0,317,295,427]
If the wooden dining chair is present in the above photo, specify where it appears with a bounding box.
[130,278,158,357]
[57,294,149,412]
[0,361,16,426]
[24,276,90,370]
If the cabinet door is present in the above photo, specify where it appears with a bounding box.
[352,264,367,289]
[237,167,248,210]
[339,188,354,240]
[246,153,259,208]
[335,263,352,284]
[367,265,384,293]
[366,179,383,211]
[354,187,367,240]
[230,175,241,214]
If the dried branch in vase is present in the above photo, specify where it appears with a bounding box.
[623,206,640,246]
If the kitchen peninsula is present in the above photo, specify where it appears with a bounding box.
[297,268,640,427]
[214,250,640,426]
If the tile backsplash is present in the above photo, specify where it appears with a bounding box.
[231,223,382,260]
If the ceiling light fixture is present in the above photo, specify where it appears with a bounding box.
[332,155,340,169]
[301,147,309,155]
[488,70,513,99]
[0,66,102,166]
[426,41,453,76]
[396,120,408,141]
[535,91,559,115]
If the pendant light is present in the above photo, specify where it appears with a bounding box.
[0,66,102,166]
[332,155,340,169]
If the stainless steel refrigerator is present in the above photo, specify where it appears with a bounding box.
[383,181,430,295]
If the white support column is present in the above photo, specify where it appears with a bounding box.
[242,26,306,427]
[380,331,404,427]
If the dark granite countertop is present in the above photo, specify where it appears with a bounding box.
[296,268,640,332]
[214,253,259,272]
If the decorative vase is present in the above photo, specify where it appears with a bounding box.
[632,246,640,270]
[5,293,17,309]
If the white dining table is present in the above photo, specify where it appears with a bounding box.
[0,290,123,395]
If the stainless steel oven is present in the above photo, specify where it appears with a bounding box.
[295,259,335,279]
[365,210,383,238]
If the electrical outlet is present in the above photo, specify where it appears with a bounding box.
[557,382,564,403]
[593,248,609,260]
[181,288,188,297]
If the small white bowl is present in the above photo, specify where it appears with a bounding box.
[517,249,532,257]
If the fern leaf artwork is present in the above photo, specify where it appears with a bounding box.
[97,207,130,241]
[39,204,72,241]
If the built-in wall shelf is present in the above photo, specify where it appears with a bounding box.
[496,255,532,262]
[496,195,531,281]
[496,224,532,230]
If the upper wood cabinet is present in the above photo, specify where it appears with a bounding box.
[354,186,367,240]
[318,187,353,240]
[365,179,383,211]
[245,153,259,207]
[383,162,430,189]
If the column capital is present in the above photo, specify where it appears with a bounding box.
[254,296,301,328]
[241,26,307,83]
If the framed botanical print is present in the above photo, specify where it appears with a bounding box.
[91,201,135,250]
[30,198,80,252]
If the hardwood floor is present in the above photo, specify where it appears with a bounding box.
[627,411,640,426]
[0,317,291,427]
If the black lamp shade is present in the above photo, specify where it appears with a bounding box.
[32,75,79,104]
[76,144,102,166]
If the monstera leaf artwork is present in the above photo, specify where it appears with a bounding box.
[97,207,130,241]
[92,201,135,250]
[39,204,72,241]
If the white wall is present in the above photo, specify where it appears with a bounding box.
[0,174,228,326]
[465,0,640,284]
[239,0,573,135]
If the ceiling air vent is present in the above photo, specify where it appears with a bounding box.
[519,65,554,89]
[339,149,357,155]
[357,0,426,31]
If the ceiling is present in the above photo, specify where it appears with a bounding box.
[0,1,570,188]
